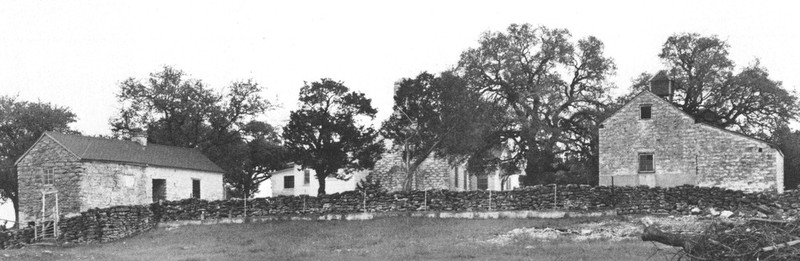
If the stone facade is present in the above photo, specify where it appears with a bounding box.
[16,135,83,225]
[371,152,457,191]
[599,91,784,193]
[370,152,521,192]
[15,133,225,224]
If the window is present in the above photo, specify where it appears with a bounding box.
[284,176,295,189]
[304,169,310,185]
[640,105,652,119]
[453,167,459,189]
[44,168,55,185]
[192,179,201,199]
[477,175,488,190]
[639,153,655,173]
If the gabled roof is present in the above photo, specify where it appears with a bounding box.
[650,70,671,82]
[17,132,224,173]
[603,90,781,154]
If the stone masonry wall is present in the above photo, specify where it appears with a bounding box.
[7,184,800,249]
[371,152,453,192]
[600,91,783,193]
[80,162,149,211]
[16,135,83,225]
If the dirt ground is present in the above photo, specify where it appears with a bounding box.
[486,214,716,245]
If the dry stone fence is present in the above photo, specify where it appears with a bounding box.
[3,184,800,249]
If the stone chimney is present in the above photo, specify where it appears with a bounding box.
[649,70,674,99]
[131,130,148,146]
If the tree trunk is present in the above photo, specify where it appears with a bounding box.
[317,174,327,196]
[12,196,18,229]
[641,225,692,250]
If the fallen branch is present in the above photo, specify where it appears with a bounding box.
[761,239,800,252]
[641,225,692,249]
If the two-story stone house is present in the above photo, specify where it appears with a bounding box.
[599,72,784,193]
[15,132,225,224]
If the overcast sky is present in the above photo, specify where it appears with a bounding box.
[1,0,799,137]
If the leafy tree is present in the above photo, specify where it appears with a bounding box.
[456,24,616,185]
[283,79,384,195]
[111,66,284,198]
[0,95,77,226]
[656,33,798,137]
[381,71,503,190]
[771,126,800,190]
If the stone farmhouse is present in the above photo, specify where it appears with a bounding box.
[370,152,522,192]
[15,132,225,224]
[599,72,784,193]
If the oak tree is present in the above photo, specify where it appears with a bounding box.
[111,66,283,198]
[283,79,384,195]
[457,24,616,185]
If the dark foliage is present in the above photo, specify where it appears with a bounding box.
[283,79,384,195]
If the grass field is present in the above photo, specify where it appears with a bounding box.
[0,216,678,261]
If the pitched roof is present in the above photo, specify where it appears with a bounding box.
[602,90,782,154]
[33,132,224,173]
[650,70,671,82]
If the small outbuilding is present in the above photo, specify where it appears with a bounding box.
[599,72,784,193]
[15,132,225,224]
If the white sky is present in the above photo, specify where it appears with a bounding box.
[2,0,799,138]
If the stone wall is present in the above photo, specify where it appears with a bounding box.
[58,205,155,244]
[600,91,783,193]
[154,185,798,221]
[371,152,453,192]
[7,184,800,249]
[80,162,148,211]
[16,135,83,224]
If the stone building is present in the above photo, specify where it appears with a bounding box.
[370,152,521,192]
[599,73,784,193]
[15,132,225,224]
[259,164,370,197]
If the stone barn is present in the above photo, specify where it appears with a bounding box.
[15,132,225,224]
[599,73,784,193]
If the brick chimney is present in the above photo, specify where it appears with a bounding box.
[649,70,674,99]
[131,130,148,146]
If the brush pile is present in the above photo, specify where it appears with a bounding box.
[643,218,800,260]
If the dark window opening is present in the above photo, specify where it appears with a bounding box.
[758,148,763,152]
[192,179,200,199]
[304,169,310,185]
[284,176,295,189]
[639,153,655,172]
[152,179,166,203]
[640,105,652,119]
[454,167,459,189]
[477,176,488,190]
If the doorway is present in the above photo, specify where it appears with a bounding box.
[152,179,166,203]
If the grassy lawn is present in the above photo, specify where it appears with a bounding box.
[0,216,677,261]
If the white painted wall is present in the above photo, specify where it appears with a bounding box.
[453,164,523,191]
[268,167,370,197]
[146,166,224,201]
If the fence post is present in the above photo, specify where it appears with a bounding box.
[424,190,428,211]
[553,184,557,209]
[363,190,367,213]
[489,189,493,211]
